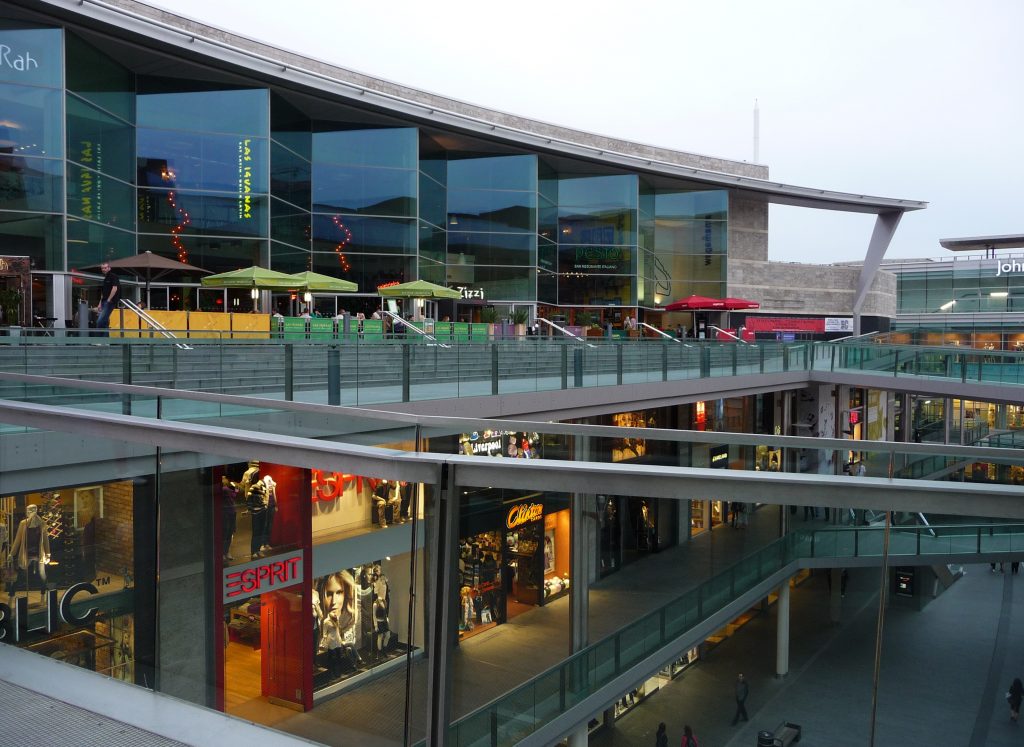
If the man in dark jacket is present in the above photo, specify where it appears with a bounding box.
[732,672,749,724]
[95,260,121,334]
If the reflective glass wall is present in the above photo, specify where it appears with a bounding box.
[895,260,1024,314]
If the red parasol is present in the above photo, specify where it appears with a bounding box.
[663,295,726,311]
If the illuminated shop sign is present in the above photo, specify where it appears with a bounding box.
[237,138,253,220]
[223,551,303,603]
[0,582,99,642]
[452,286,485,300]
[0,44,39,73]
[507,503,544,529]
[310,470,379,503]
[572,246,630,272]
[78,140,103,221]
[710,445,729,468]
[997,259,1024,277]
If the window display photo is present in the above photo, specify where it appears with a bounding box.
[312,556,418,694]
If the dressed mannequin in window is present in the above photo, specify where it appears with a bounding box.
[240,461,268,559]
[260,474,277,554]
[9,504,51,598]
[373,480,402,528]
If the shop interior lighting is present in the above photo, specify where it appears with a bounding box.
[990,291,1009,298]
[939,300,956,310]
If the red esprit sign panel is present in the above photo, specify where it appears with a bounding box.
[222,551,304,603]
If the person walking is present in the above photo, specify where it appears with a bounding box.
[732,672,749,724]
[1008,677,1023,722]
[681,724,698,747]
[654,722,668,747]
[94,260,121,335]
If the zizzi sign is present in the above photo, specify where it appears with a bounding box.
[0,582,99,642]
[996,259,1023,277]
[0,44,39,72]
[223,551,303,603]
[452,286,485,300]
[507,502,544,529]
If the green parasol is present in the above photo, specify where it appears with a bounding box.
[377,279,461,299]
[285,271,358,293]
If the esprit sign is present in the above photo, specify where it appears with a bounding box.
[0,582,99,642]
[996,259,1023,277]
[0,44,39,73]
[223,551,303,603]
[507,502,543,529]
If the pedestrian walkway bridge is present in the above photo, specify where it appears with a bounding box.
[0,337,1021,412]
[442,522,1024,747]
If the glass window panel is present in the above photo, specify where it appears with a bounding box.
[138,189,267,238]
[0,154,61,212]
[419,222,445,263]
[655,190,728,220]
[67,95,135,182]
[558,245,634,274]
[419,155,446,186]
[0,211,61,270]
[313,127,416,169]
[648,254,725,285]
[67,164,135,230]
[418,259,445,286]
[0,81,63,157]
[447,188,535,233]
[538,162,557,204]
[538,204,557,242]
[558,273,634,305]
[311,214,415,256]
[538,239,557,272]
[270,198,310,250]
[312,163,415,216]
[271,94,311,160]
[447,154,536,191]
[67,218,135,268]
[270,141,311,209]
[654,220,726,256]
[137,85,269,136]
[137,234,264,276]
[137,129,268,195]
[659,279,726,302]
[558,207,635,246]
[0,26,62,88]
[419,172,446,228]
[65,32,133,122]
[558,174,637,210]
[269,240,310,274]
[538,269,557,304]
[445,265,534,301]
[447,231,535,266]
[309,251,413,288]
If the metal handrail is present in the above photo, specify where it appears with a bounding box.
[380,310,449,348]
[120,299,192,350]
[638,321,690,346]
[708,324,749,344]
[535,317,595,347]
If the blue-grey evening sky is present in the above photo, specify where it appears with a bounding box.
[158,0,1023,263]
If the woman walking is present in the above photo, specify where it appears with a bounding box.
[1008,678,1024,721]
[655,722,668,747]
[681,724,698,747]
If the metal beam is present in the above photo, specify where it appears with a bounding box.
[853,210,903,334]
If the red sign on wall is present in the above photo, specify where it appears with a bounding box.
[744,317,826,333]
[222,551,303,603]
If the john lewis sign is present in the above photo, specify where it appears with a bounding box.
[996,259,1023,277]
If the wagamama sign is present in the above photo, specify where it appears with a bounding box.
[0,45,39,72]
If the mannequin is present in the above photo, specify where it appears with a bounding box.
[260,474,277,553]
[9,504,51,596]
[371,563,392,653]
[357,566,375,653]
[373,480,401,528]
[220,475,238,561]
[242,462,268,559]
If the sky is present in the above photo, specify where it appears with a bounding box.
[156,0,1024,263]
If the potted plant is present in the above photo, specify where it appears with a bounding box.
[511,307,529,338]
[0,288,22,327]
[478,306,498,339]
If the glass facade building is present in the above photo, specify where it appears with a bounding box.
[0,19,729,326]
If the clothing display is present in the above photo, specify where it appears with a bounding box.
[372,481,402,528]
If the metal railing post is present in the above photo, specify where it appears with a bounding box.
[761,345,767,373]
[402,344,411,402]
[661,344,669,381]
[854,529,860,557]
[561,345,568,389]
[328,346,341,406]
[284,344,294,401]
[617,344,623,386]
[491,344,499,395]
[893,350,899,377]
[573,348,583,388]
[731,344,738,375]
[783,346,790,372]
[121,343,132,416]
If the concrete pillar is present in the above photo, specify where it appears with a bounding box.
[959,398,966,445]
[775,577,791,678]
[943,398,952,445]
[566,726,588,747]
[829,568,842,624]
[996,404,1008,431]
[571,436,591,654]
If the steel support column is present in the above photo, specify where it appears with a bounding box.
[425,464,459,747]
[853,210,903,335]
[776,576,791,678]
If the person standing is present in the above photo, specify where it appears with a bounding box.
[654,722,667,747]
[681,724,698,747]
[732,672,749,724]
[1008,677,1023,721]
[94,260,121,335]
